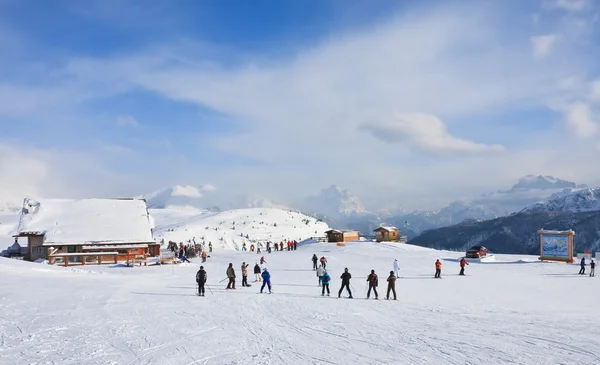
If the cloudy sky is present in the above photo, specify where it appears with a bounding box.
[1,0,599,210]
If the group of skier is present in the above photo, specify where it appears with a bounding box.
[578,257,596,277]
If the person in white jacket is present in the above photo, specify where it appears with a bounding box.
[393,259,399,277]
[316,265,325,287]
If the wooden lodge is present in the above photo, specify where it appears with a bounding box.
[324,229,360,243]
[14,197,158,266]
[373,226,400,242]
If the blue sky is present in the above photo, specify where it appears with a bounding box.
[1,0,600,210]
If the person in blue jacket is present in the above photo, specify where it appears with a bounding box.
[579,257,586,275]
[321,270,331,296]
[261,268,272,294]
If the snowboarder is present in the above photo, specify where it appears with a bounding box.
[393,259,399,277]
[196,266,207,296]
[209,242,213,253]
[579,257,586,275]
[254,263,262,282]
[241,262,249,287]
[226,263,236,289]
[459,257,469,276]
[338,268,353,298]
[321,270,331,296]
[320,256,327,269]
[590,259,596,277]
[312,254,318,270]
[260,268,272,293]
[386,271,397,300]
[316,265,325,286]
[366,270,379,300]
[435,259,442,278]
[260,256,266,265]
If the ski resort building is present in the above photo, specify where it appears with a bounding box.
[14,198,158,265]
[324,229,360,243]
[373,226,401,242]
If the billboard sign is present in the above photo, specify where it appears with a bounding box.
[542,235,569,259]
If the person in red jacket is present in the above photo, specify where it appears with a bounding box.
[459,257,469,276]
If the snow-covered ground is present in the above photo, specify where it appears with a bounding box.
[151,207,330,250]
[1,241,599,364]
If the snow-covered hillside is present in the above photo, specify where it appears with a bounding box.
[152,208,330,250]
[523,188,600,213]
[1,242,599,364]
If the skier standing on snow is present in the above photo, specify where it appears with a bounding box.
[196,265,207,296]
[260,268,272,294]
[260,256,266,265]
[393,259,399,277]
[386,271,397,300]
[209,242,213,253]
[435,259,442,278]
[312,254,318,270]
[590,259,596,277]
[459,257,469,276]
[320,256,327,269]
[321,270,331,296]
[226,263,236,289]
[254,263,262,282]
[366,270,379,300]
[338,268,353,298]
[241,262,249,287]
[316,264,325,286]
[579,257,586,275]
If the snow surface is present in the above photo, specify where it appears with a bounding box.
[17,198,154,244]
[152,207,330,250]
[1,241,600,364]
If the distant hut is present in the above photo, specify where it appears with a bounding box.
[373,226,400,242]
[324,229,360,243]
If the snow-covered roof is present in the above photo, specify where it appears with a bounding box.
[325,229,342,234]
[374,226,398,232]
[17,198,154,245]
[80,244,150,250]
[537,229,575,235]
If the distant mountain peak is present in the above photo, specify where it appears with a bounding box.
[509,175,584,191]
[523,188,600,213]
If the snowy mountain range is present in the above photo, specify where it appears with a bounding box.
[522,188,600,213]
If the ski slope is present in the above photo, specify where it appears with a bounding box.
[1,241,599,364]
[151,207,330,250]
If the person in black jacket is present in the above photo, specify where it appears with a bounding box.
[254,263,262,282]
[196,266,207,296]
[366,269,379,300]
[338,268,353,298]
[312,254,318,270]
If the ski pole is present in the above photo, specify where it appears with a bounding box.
[206,284,214,295]
[219,277,228,283]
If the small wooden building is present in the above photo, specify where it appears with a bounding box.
[374,226,400,242]
[324,229,360,243]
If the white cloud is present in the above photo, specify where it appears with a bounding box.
[590,79,600,102]
[546,0,591,12]
[171,185,202,198]
[359,113,504,154]
[201,184,217,192]
[532,13,540,25]
[116,115,140,127]
[564,101,598,138]
[530,34,559,57]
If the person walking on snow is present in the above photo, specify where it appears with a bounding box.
[435,259,442,278]
[316,265,325,286]
[590,259,596,277]
[312,254,318,270]
[393,259,399,277]
[254,263,262,282]
[279,242,284,251]
[226,263,236,289]
[459,257,469,276]
[242,242,247,251]
[338,268,353,298]
[196,266,207,296]
[321,270,331,296]
[241,262,249,287]
[386,271,397,300]
[579,257,586,275]
[260,256,266,265]
[320,256,327,269]
[260,268,272,293]
[366,270,379,300]
[209,242,213,253]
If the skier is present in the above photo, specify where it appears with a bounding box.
[242,243,247,251]
[366,269,379,300]
[579,257,586,275]
[320,256,327,269]
[201,250,207,263]
[293,240,297,250]
[196,265,207,296]
[316,264,325,286]
[260,256,266,265]
[226,263,236,289]
[393,259,399,277]
[241,262,249,287]
[254,263,262,282]
[590,259,596,277]
[435,259,442,278]
[312,254,318,270]
[386,271,397,300]
[338,268,353,298]
[279,242,284,251]
[459,257,469,276]
[260,268,272,293]
[321,269,331,296]
[250,244,255,252]
[209,242,213,253]
[257,242,262,254]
